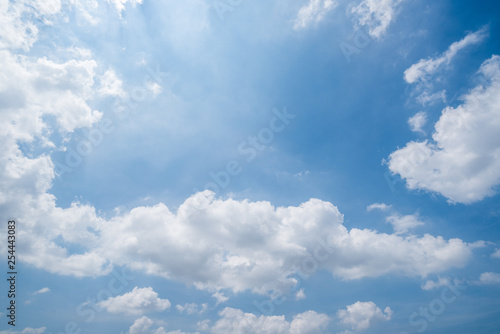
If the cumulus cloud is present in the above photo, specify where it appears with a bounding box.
[337,301,392,332]
[294,0,338,30]
[97,287,171,315]
[388,55,500,203]
[350,0,406,39]
[386,213,424,234]
[98,191,482,294]
[366,203,391,212]
[211,307,330,334]
[408,111,428,134]
[404,28,488,84]
[478,272,500,285]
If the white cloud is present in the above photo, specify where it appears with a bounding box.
[350,0,406,39]
[127,316,198,334]
[295,288,306,300]
[211,307,330,334]
[97,287,171,316]
[421,277,451,291]
[386,213,424,234]
[408,112,428,134]
[337,301,392,332]
[492,249,500,259]
[107,0,143,15]
[294,0,338,30]
[416,90,446,106]
[0,0,61,51]
[389,55,500,203]
[404,28,488,84]
[211,291,228,305]
[99,191,482,294]
[33,287,50,295]
[366,203,391,212]
[478,272,500,285]
[98,69,126,98]
[176,302,208,315]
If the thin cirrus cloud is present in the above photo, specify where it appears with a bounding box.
[366,203,392,212]
[389,54,500,204]
[97,287,171,316]
[404,27,489,84]
[337,301,392,332]
[32,287,51,295]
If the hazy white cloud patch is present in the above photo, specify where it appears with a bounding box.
[33,287,50,295]
[366,203,391,212]
[294,0,338,30]
[408,111,428,134]
[386,213,424,234]
[176,302,208,315]
[350,0,406,39]
[421,276,452,290]
[478,272,500,285]
[492,249,500,259]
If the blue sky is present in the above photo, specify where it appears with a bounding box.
[1,0,500,333]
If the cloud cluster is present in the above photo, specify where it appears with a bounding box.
[337,301,392,332]
[96,191,482,294]
[211,307,330,334]
[350,0,406,39]
[389,55,500,203]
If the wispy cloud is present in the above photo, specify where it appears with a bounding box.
[404,27,488,84]
[350,0,406,39]
[294,0,338,30]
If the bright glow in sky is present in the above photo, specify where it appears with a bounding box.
[1,0,500,333]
